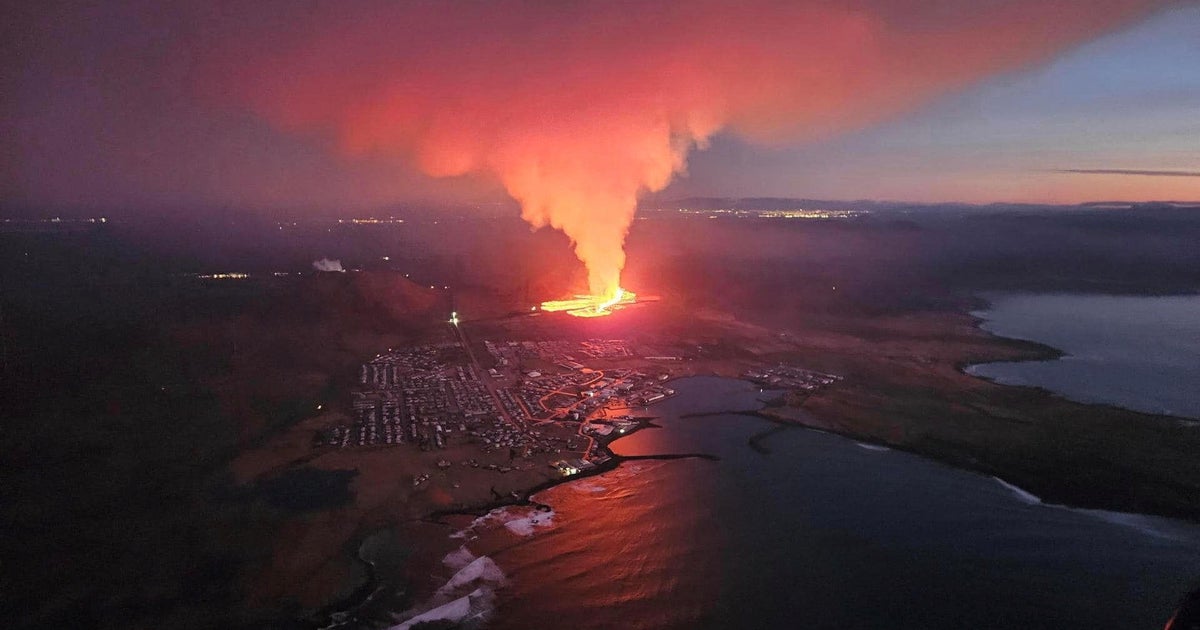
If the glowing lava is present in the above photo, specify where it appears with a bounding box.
[541,287,636,318]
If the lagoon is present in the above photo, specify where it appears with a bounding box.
[968,293,1200,419]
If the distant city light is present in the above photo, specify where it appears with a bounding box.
[336,217,405,224]
[651,207,865,219]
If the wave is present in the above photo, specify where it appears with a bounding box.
[569,480,608,493]
[502,508,555,536]
[450,514,489,540]
[991,476,1195,543]
[451,505,557,541]
[388,556,506,630]
[855,442,891,452]
[991,476,1042,505]
[1073,509,1197,544]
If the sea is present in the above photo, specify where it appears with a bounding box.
[967,293,1200,420]
[392,375,1200,630]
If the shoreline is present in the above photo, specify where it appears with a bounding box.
[422,416,720,519]
[959,292,1199,423]
[307,415,720,628]
[312,363,1200,628]
[760,407,1200,522]
[681,395,1200,526]
[308,296,1200,627]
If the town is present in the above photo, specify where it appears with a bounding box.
[315,337,682,480]
[316,331,843,484]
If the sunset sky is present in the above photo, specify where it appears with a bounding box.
[676,3,1200,203]
[4,0,1197,213]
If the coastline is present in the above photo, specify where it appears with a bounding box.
[424,416,718,521]
[679,381,1200,529]
[759,299,1200,522]
[760,402,1200,522]
[960,294,1200,423]
[314,366,1200,628]
[299,297,1200,628]
[380,371,1200,630]
[308,415,721,628]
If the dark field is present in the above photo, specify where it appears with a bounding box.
[2,202,1199,628]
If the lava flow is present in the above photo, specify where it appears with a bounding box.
[541,288,637,318]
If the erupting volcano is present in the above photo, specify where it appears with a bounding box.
[210,0,1166,316]
[540,288,638,318]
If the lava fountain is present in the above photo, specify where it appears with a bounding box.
[541,287,637,318]
[212,0,1166,323]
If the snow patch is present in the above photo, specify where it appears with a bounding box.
[388,557,505,630]
[436,556,506,597]
[389,588,494,630]
[312,258,345,272]
[442,545,476,570]
[450,513,493,539]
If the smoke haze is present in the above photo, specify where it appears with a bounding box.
[205,0,1166,297]
[3,1,1173,295]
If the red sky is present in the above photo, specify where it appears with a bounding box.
[4,0,1191,215]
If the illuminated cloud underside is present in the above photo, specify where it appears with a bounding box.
[209,0,1168,302]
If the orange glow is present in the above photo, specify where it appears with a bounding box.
[215,1,1167,289]
[541,287,636,318]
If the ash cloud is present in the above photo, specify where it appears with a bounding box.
[203,0,1165,297]
[7,1,1169,294]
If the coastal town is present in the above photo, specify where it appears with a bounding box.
[315,337,676,479]
[315,328,842,485]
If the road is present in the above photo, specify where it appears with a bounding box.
[450,320,527,433]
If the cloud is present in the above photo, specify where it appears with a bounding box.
[200,0,1167,295]
[1054,169,1200,178]
[4,0,1173,288]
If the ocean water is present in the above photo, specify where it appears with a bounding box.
[431,377,1200,630]
[967,293,1200,419]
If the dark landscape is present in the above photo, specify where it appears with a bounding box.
[3,203,1199,628]
[6,1,1200,627]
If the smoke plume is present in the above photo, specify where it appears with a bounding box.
[212,0,1166,297]
[312,258,346,273]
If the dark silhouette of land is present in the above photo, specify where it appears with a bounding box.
[2,202,1198,628]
